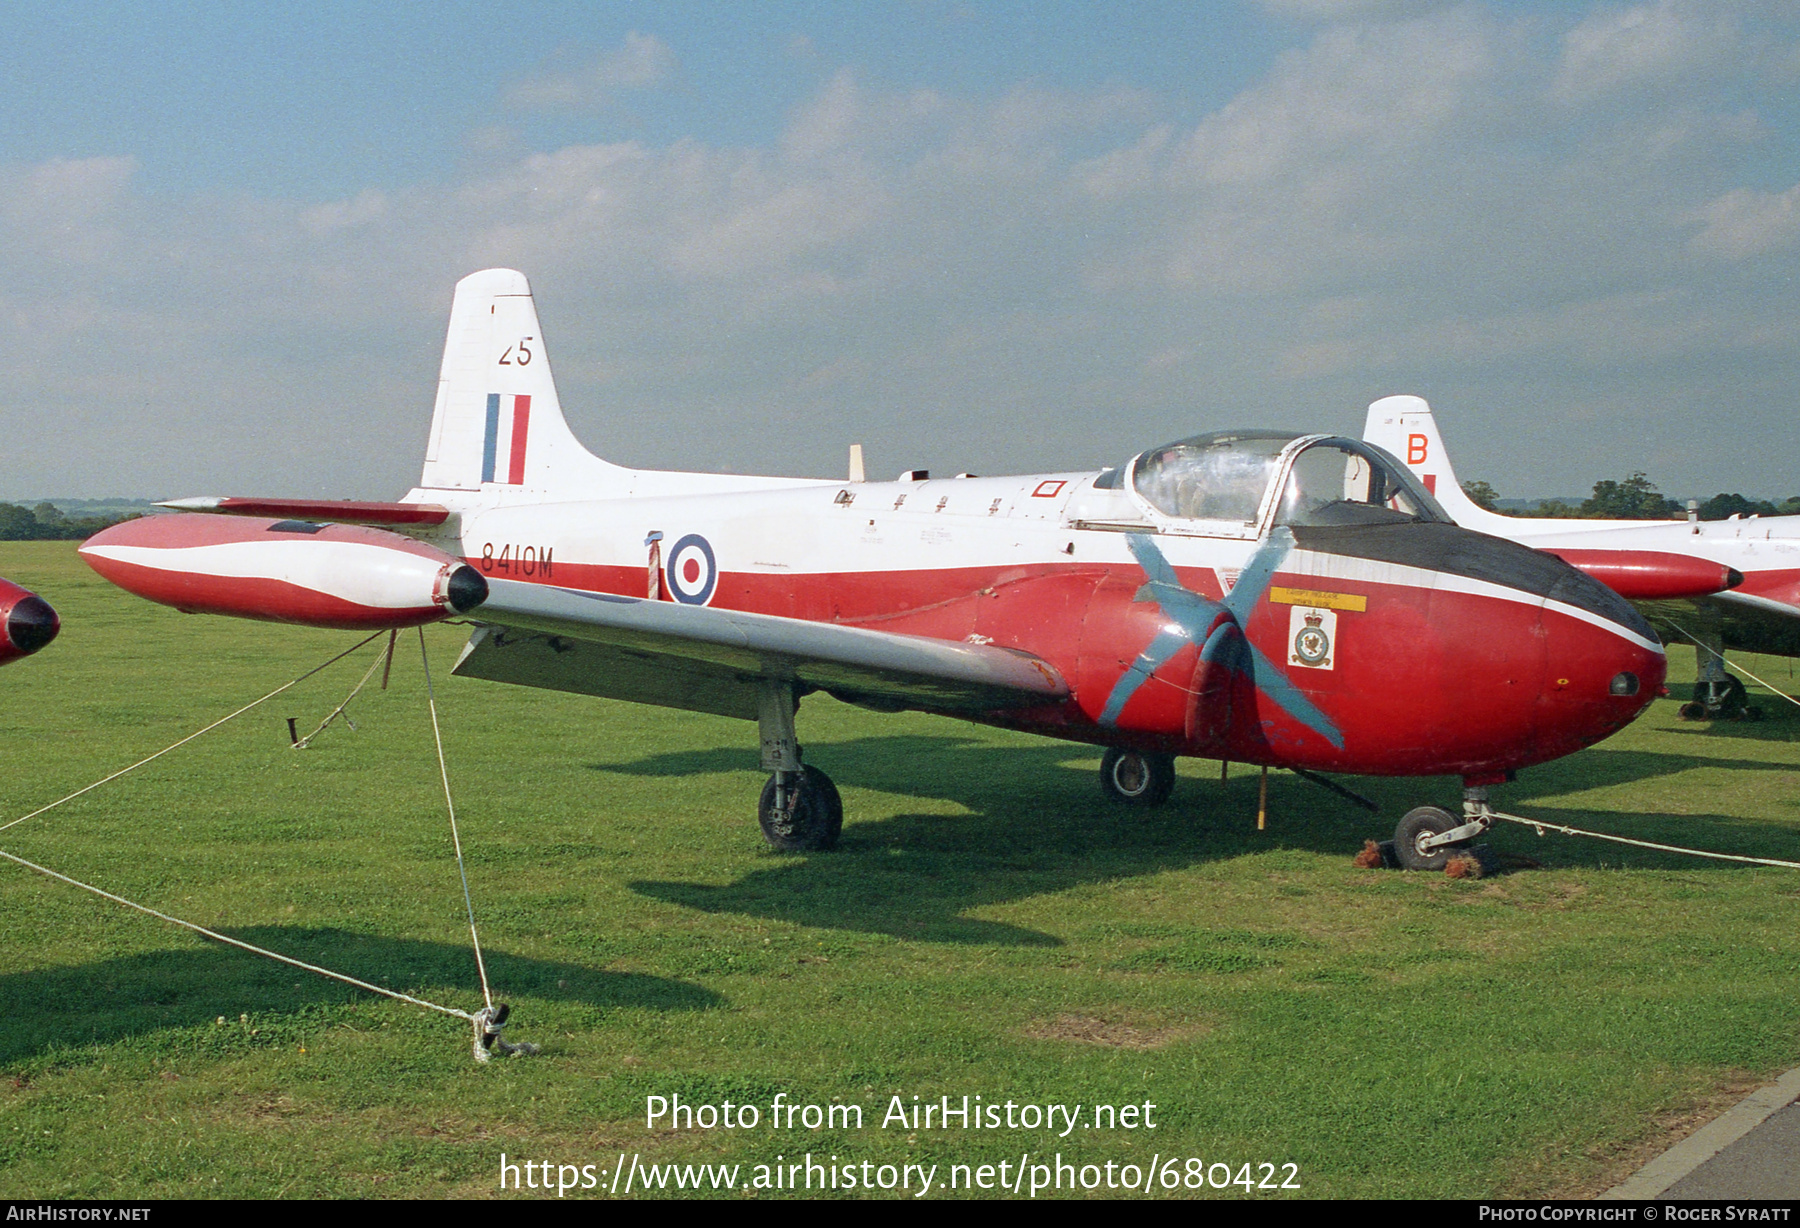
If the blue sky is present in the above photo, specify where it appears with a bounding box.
[2,1,1799,500]
[0,3,1290,199]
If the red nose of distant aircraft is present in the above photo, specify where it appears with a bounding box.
[78,514,488,630]
[0,576,59,666]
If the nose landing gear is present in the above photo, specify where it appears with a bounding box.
[1392,785,1498,871]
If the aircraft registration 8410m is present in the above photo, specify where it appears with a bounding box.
[82,269,1665,869]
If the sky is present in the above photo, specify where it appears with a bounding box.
[2,0,1799,501]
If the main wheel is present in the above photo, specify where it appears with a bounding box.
[1695,675,1749,719]
[1100,748,1176,807]
[758,766,842,851]
[806,765,844,844]
[1393,805,1461,872]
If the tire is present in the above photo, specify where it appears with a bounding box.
[1393,805,1461,872]
[758,766,841,851]
[805,765,844,847]
[1695,675,1749,719]
[1100,747,1176,807]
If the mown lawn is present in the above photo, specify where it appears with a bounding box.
[0,541,1796,1199]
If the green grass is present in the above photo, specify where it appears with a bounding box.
[0,540,1797,1199]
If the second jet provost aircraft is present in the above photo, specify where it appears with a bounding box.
[81,270,1664,869]
[1365,396,1800,721]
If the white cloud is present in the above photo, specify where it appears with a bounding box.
[1552,1,1743,102]
[507,31,677,111]
[0,155,136,266]
[1258,0,1450,20]
[3,7,1800,502]
[1691,183,1800,259]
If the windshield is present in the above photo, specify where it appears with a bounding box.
[1132,431,1298,523]
[1275,439,1448,527]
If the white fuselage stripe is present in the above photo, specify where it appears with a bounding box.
[1286,549,1665,654]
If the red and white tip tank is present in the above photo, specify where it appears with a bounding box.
[0,576,58,666]
[79,514,487,631]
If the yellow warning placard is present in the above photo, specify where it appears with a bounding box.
[1268,586,1367,612]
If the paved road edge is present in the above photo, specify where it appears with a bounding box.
[1600,1065,1800,1200]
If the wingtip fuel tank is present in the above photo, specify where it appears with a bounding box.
[79,514,487,631]
[0,577,59,666]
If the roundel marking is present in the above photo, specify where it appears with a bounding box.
[666,533,718,605]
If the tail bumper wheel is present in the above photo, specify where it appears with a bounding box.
[758,765,843,851]
[1100,747,1176,807]
[1393,805,1463,871]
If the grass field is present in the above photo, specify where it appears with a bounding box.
[1,540,1797,1199]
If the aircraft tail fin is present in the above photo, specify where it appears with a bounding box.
[1362,395,1514,534]
[419,269,622,494]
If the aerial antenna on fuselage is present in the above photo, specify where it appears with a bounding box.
[848,444,865,483]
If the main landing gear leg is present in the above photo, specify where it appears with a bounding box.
[755,680,842,851]
[1393,785,1497,872]
[1679,631,1757,721]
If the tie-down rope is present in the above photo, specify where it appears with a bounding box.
[0,631,386,838]
[1492,811,1800,870]
[417,626,493,1013]
[0,844,475,1020]
[290,631,394,748]
[0,629,529,1054]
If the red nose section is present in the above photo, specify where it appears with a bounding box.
[80,514,487,631]
[1529,603,1668,766]
[0,577,59,666]
[1540,549,1740,600]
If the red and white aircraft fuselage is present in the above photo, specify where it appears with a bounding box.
[83,271,1665,861]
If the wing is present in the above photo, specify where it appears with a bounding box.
[1638,592,1800,658]
[157,497,450,527]
[452,577,1069,719]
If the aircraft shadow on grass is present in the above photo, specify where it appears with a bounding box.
[0,927,720,1066]
[607,735,1800,945]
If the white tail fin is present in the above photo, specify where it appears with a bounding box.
[1362,395,1515,533]
[419,269,621,494]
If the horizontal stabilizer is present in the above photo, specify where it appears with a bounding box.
[156,497,450,527]
[455,578,1069,720]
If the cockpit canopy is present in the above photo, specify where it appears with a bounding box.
[1128,430,1449,532]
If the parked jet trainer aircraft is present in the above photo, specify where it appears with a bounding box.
[1365,396,1800,719]
[81,270,1665,868]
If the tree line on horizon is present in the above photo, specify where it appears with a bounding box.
[1462,474,1799,521]
[0,502,140,541]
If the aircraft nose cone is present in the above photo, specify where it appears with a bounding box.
[1535,565,1666,757]
[6,595,58,654]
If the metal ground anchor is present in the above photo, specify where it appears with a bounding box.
[472,1003,540,1062]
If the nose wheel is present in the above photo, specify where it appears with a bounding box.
[1100,747,1176,806]
[1392,787,1497,871]
[1393,806,1463,871]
